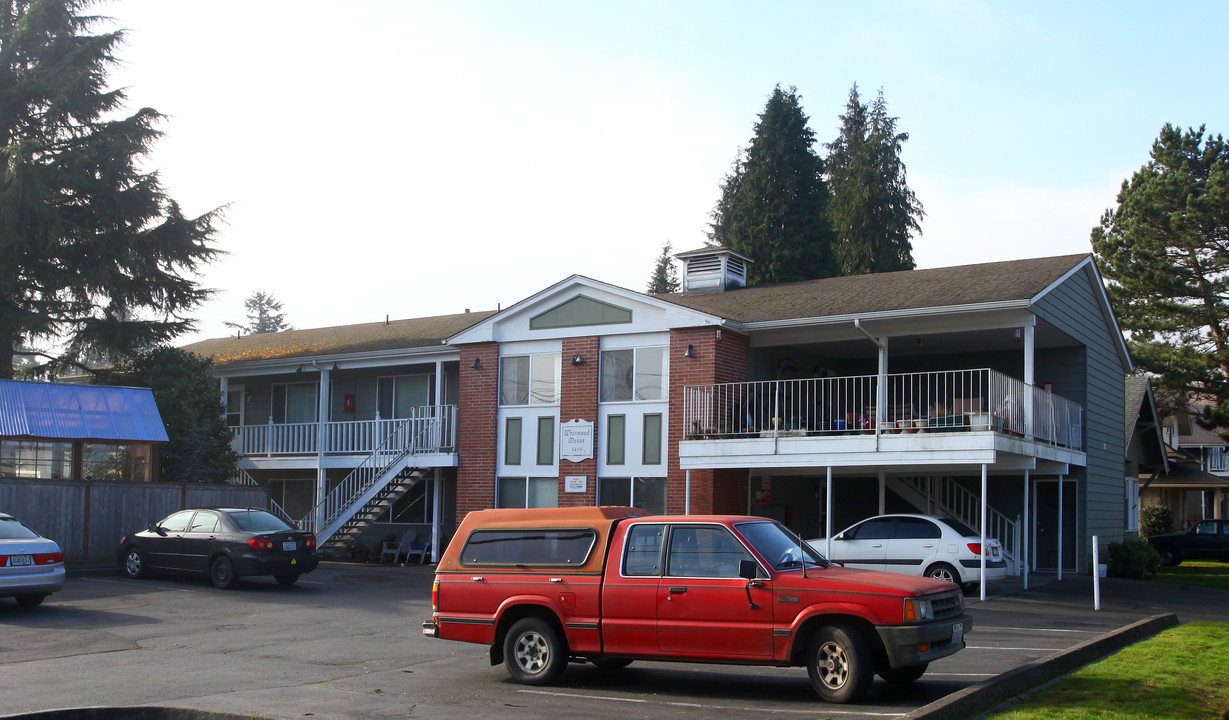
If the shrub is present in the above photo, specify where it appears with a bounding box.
[1107,539,1161,579]
[1139,505,1174,540]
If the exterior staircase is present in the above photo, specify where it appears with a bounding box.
[887,475,1021,574]
[297,416,438,554]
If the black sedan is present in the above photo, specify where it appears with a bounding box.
[120,507,319,588]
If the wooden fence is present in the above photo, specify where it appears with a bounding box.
[0,478,269,566]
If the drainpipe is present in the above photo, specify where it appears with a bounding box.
[313,360,330,534]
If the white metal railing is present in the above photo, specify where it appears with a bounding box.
[297,416,434,536]
[230,406,457,457]
[682,368,1083,451]
[1209,448,1226,473]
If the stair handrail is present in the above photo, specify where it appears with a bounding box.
[298,411,439,535]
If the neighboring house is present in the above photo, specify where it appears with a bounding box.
[1142,396,1229,527]
[188,250,1132,577]
[1125,374,1168,535]
[0,380,167,482]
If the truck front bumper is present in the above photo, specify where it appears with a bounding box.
[876,613,972,668]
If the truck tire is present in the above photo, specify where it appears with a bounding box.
[807,623,872,703]
[1157,546,1181,566]
[504,617,567,685]
[878,662,927,685]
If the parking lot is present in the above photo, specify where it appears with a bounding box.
[0,563,1212,720]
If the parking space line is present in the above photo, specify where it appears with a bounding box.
[966,645,1066,651]
[976,626,1101,634]
[516,689,905,716]
[79,577,213,594]
[927,673,996,678]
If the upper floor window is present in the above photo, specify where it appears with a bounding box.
[272,382,318,423]
[500,354,560,406]
[600,346,668,402]
[378,374,432,418]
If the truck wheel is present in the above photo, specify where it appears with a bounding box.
[925,562,961,585]
[504,617,566,685]
[807,623,872,703]
[1157,547,1180,566]
[878,662,927,685]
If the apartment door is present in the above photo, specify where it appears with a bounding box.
[1033,479,1077,572]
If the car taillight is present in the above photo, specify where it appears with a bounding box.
[249,538,275,550]
[967,543,984,555]
[0,556,7,567]
[305,536,316,549]
[432,580,439,612]
[34,552,63,565]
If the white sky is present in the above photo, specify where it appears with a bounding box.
[99,0,1229,344]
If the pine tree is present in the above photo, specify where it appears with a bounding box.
[0,0,222,379]
[707,151,743,247]
[225,290,292,335]
[646,242,680,295]
[1092,124,1229,433]
[721,85,836,285]
[826,85,922,275]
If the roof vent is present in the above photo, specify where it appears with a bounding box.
[674,246,753,294]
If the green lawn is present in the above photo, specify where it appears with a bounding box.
[1154,560,1229,591]
[984,622,1229,720]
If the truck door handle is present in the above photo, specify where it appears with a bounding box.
[669,587,687,594]
[470,576,484,581]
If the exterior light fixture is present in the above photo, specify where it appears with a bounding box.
[684,344,696,358]
[471,358,481,369]
[570,354,585,366]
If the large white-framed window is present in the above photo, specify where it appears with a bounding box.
[500,353,561,406]
[225,384,246,427]
[599,476,667,515]
[497,477,559,508]
[600,346,667,401]
[377,374,433,418]
[272,382,319,423]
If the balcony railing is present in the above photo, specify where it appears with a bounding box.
[682,368,1082,451]
[230,405,457,457]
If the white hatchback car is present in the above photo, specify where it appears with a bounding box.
[0,512,66,608]
[807,513,1006,589]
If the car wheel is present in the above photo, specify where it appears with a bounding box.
[14,593,47,609]
[503,617,567,685]
[807,623,872,703]
[1157,547,1180,566]
[925,562,961,585]
[879,662,927,685]
[123,547,147,579]
[210,555,239,589]
[591,658,633,670]
[274,573,300,586]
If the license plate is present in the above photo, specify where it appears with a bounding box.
[9,554,33,566]
[952,622,964,644]
[282,541,297,551]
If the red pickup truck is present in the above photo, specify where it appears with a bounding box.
[423,506,971,703]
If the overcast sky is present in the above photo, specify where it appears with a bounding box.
[100,0,1229,344]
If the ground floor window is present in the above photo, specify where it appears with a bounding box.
[599,476,666,515]
[383,475,435,523]
[0,439,152,481]
[497,477,558,508]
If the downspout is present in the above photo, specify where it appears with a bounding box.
[313,360,329,534]
[853,319,887,449]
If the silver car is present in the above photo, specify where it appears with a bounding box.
[0,512,66,608]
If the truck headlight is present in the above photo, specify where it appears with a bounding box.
[904,598,934,622]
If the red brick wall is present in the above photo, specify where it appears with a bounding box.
[558,337,599,506]
[667,328,750,514]
[456,342,499,525]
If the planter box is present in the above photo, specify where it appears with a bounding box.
[928,414,967,433]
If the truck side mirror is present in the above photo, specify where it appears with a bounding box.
[739,559,759,580]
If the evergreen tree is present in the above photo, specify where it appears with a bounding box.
[225,290,292,335]
[0,0,222,380]
[721,85,836,285]
[646,242,680,295]
[98,347,238,483]
[826,85,922,275]
[707,150,743,247]
[1092,124,1229,434]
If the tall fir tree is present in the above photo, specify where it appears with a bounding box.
[0,0,222,379]
[826,85,922,275]
[225,290,292,335]
[646,242,680,295]
[1092,124,1229,434]
[718,85,835,285]
[706,150,743,247]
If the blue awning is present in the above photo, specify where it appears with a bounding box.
[0,380,169,443]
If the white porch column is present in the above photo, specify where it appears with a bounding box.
[877,337,889,426]
[431,468,442,563]
[825,467,833,561]
[980,464,988,602]
[315,365,331,532]
[1057,473,1065,581]
[1023,321,1036,438]
[434,359,445,448]
[685,470,691,515]
[219,377,229,417]
[1022,470,1030,590]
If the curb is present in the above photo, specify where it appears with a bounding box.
[0,707,255,720]
[901,612,1180,720]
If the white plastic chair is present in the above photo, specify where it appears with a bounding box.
[380,533,413,564]
[405,532,431,565]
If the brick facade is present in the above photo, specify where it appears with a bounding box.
[456,342,499,524]
[558,337,599,506]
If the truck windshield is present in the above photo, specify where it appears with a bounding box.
[735,520,829,571]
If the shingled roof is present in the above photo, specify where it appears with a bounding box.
[656,254,1091,323]
[182,310,496,365]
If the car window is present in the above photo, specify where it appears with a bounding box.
[159,510,196,533]
[666,525,752,578]
[624,524,665,576]
[938,516,978,537]
[226,510,294,532]
[0,516,41,540]
[1194,521,1217,535]
[894,517,941,539]
[189,511,221,534]
[846,518,894,540]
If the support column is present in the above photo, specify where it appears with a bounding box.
[878,470,886,515]
[1057,473,1065,581]
[825,467,833,561]
[315,366,331,532]
[685,470,691,515]
[432,468,442,563]
[1022,470,1030,590]
[1023,321,1036,438]
[980,464,988,602]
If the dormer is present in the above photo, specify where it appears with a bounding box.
[675,246,753,294]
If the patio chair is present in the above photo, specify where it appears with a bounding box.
[380,533,413,564]
[405,532,432,565]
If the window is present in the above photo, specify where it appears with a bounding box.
[82,442,152,482]
[159,510,196,533]
[226,509,294,532]
[537,416,555,465]
[500,354,560,405]
[893,517,941,539]
[225,385,245,427]
[497,477,558,508]
[599,477,666,515]
[846,518,894,540]
[384,476,435,524]
[189,512,221,534]
[600,346,668,402]
[606,415,626,465]
[378,375,432,418]
[642,414,663,465]
[1210,447,1226,472]
[272,382,319,423]
[0,440,72,479]
[666,525,752,578]
[623,524,665,576]
[505,418,523,465]
[460,528,596,566]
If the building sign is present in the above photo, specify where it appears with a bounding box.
[560,419,594,463]
[565,476,587,493]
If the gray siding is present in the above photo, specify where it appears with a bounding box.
[0,479,267,565]
[1033,264,1129,566]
